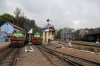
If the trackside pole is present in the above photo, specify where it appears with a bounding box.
[28,34,32,44]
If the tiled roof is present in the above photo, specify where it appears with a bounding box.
[8,34,12,36]
[49,28,55,31]
[85,30,100,35]
[9,22,25,32]
[0,31,5,35]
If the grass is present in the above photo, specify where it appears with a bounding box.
[72,46,83,50]
[88,47,99,52]
[71,45,99,53]
[62,42,67,46]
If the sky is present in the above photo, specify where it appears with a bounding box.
[0,0,100,30]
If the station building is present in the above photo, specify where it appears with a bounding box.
[83,30,100,42]
[61,27,73,41]
[42,27,55,42]
[0,31,7,42]
[0,21,25,42]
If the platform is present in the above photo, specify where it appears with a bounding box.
[0,42,10,49]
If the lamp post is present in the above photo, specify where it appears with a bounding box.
[47,19,52,30]
[47,19,50,29]
[47,19,50,43]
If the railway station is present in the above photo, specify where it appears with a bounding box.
[0,0,100,65]
[0,21,100,66]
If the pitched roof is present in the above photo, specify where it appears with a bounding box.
[8,34,12,36]
[49,28,55,31]
[0,31,5,35]
[9,22,25,32]
[42,27,55,32]
[85,30,100,35]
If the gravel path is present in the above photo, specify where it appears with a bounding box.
[15,44,53,66]
[45,41,100,63]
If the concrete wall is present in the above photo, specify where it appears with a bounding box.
[0,21,24,42]
[1,22,14,34]
[0,32,7,42]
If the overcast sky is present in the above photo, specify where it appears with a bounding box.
[0,0,100,30]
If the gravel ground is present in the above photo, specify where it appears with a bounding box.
[0,42,10,49]
[45,41,100,63]
[2,41,99,66]
[15,44,53,66]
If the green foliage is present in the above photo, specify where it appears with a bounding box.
[71,46,99,53]
[13,30,17,33]
[72,46,78,49]
[73,28,96,39]
[0,7,42,33]
[73,30,81,38]
[88,47,98,52]
[14,7,21,19]
[62,42,67,46]
[56,29,62,39]
[23,18,42,33]
[0,13,14,25]
[72,46,83,50]
[17,17,26,28]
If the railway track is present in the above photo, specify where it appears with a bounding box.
[0,48,20,66]
[37,45,84,66]
[70,42,100,48]
[65,41,100,52]
[38,45,100,66]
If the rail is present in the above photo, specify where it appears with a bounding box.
[0,48,20,66]
[37,46,84,66]
[41,45,100,66]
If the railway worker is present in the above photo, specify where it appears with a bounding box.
[96,39,99,44]
[67,42,72,47]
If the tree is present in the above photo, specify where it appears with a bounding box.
[14,7,27,29]
[0,8,42,33]
[23,18,42,33]
[95,27,100,30]
[56,29,62,39]
[0,13,14,25]
[14,7,21,23]
[73,30,80,39]
[18,16,26,28]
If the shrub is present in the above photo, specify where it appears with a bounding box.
[88,47,98,52]
[72,46,78,49]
